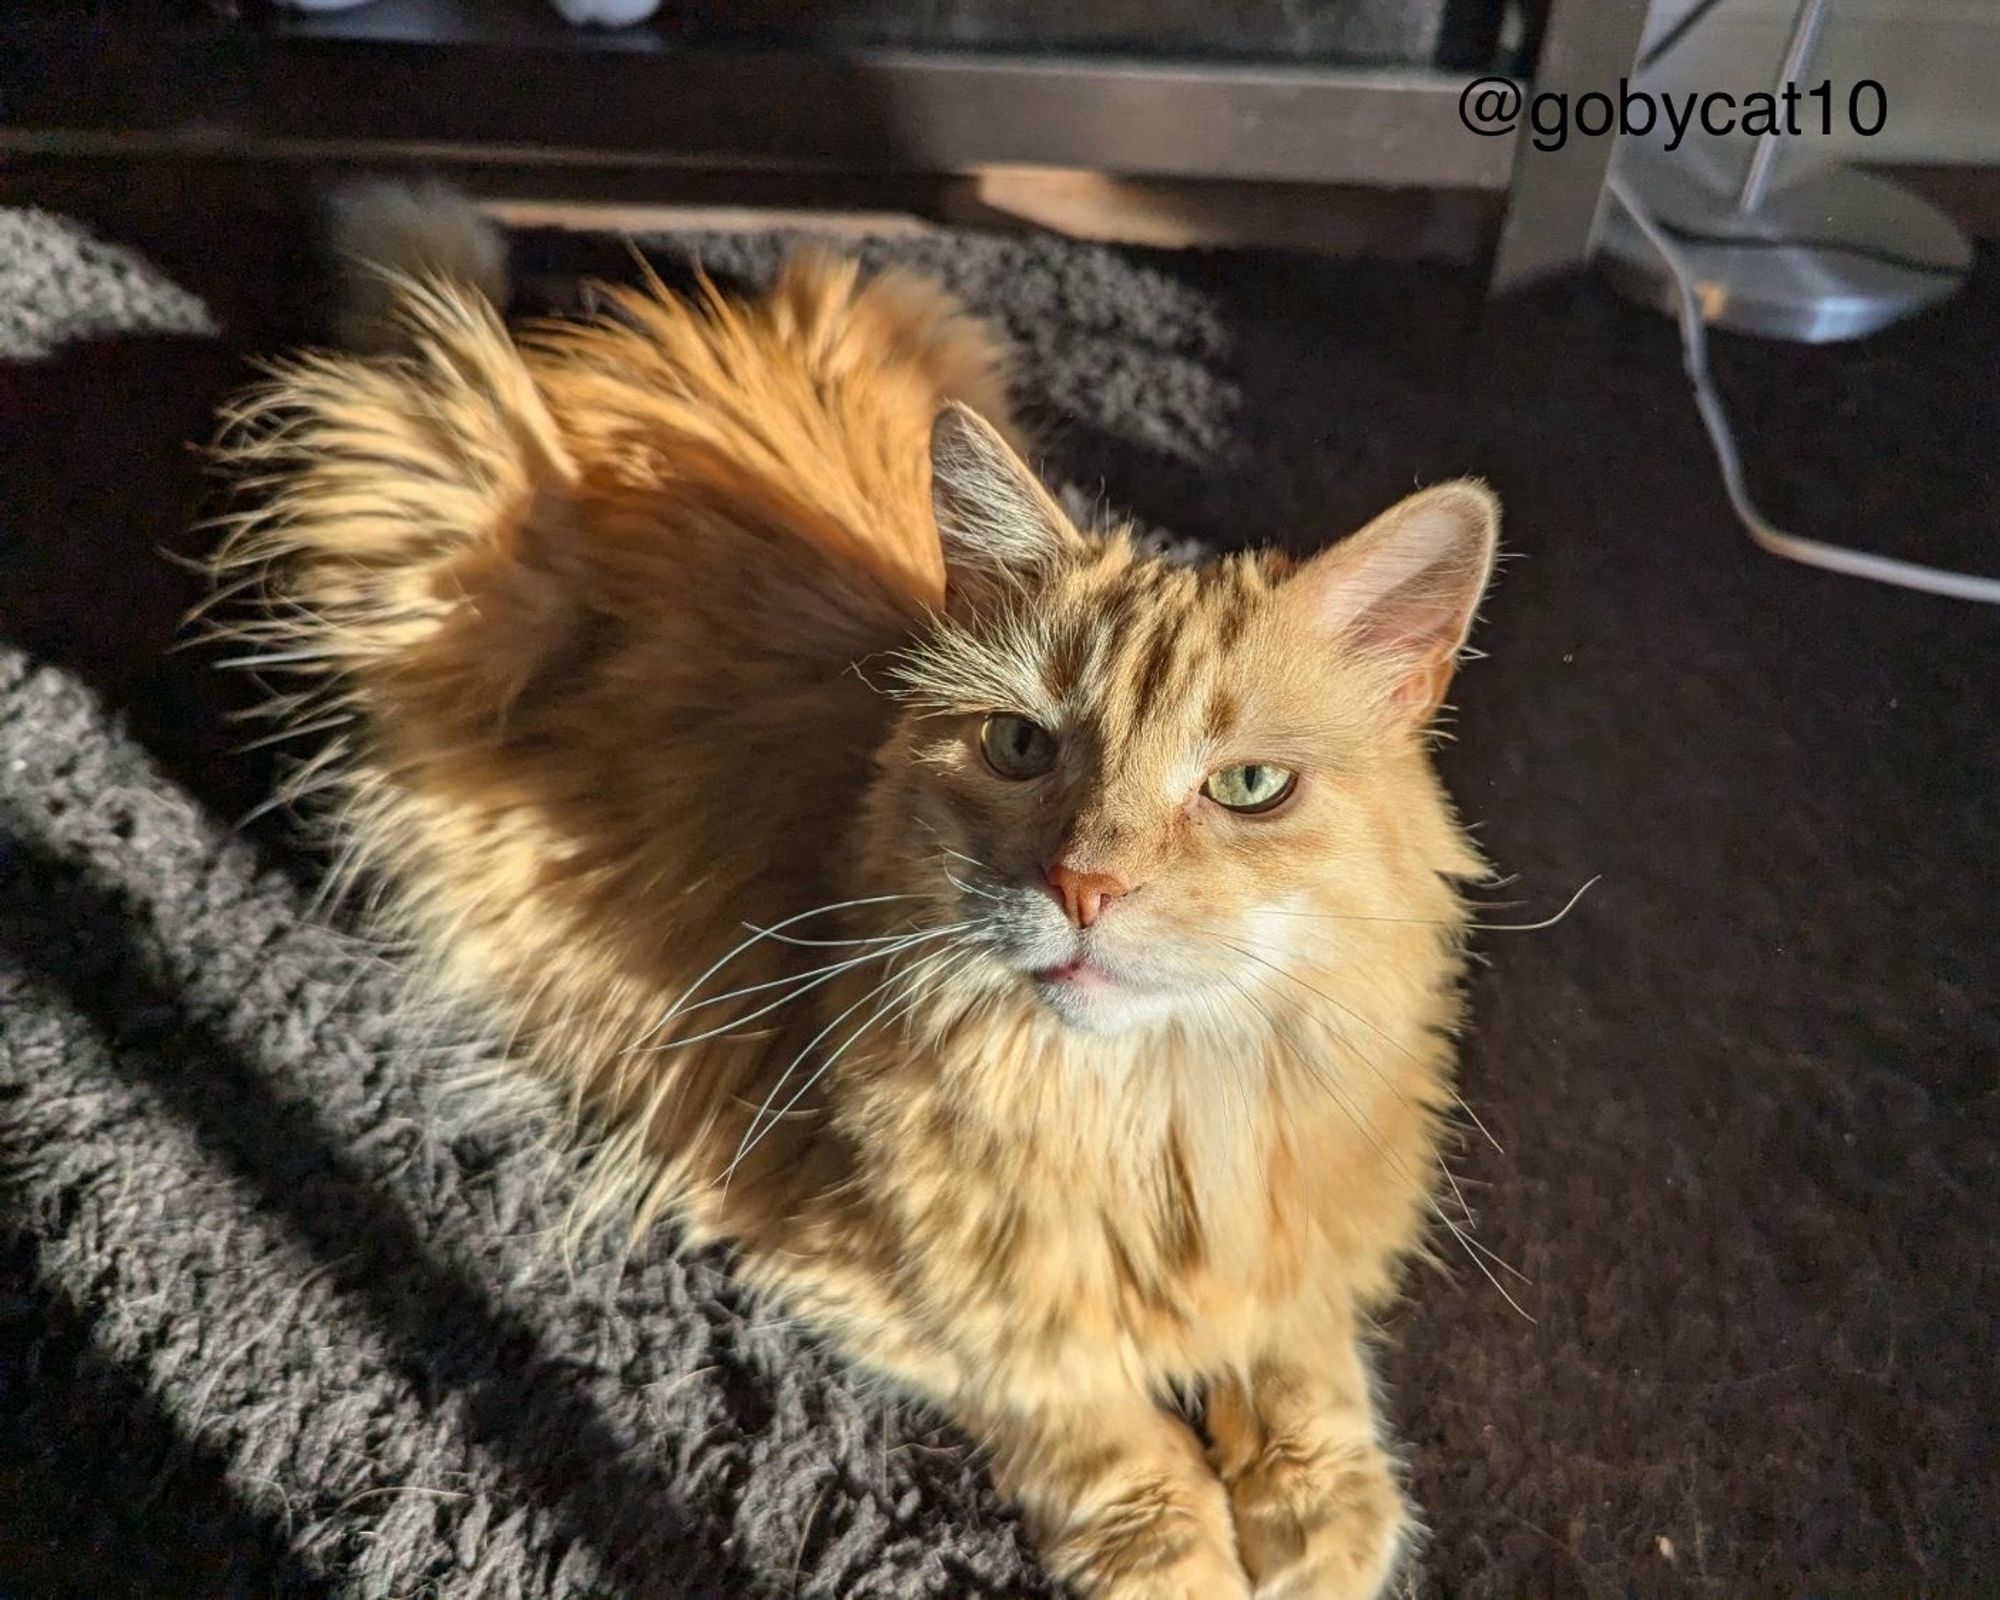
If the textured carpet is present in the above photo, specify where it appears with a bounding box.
[0,200,1994,1599]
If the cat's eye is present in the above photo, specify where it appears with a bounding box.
[1202,763,1297,814]
[979,714,1058,780]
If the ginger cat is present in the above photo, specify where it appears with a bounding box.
[211,187,1500,1599]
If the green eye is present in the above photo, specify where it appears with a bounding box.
[980,714,1058,780]
[1203,763,1297,814]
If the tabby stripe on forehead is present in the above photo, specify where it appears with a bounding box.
[1131,625,1180,715]
[1041,615,1087,702]
[1101,608,1189,746]
[1211,594,1250,657]
[1201,684,1240,745]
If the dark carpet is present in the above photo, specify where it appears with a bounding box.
[0,197,1993,1597]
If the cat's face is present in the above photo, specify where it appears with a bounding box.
[866,407,1497,1038]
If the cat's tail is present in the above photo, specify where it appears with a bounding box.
[206,178,574,828]
[327,179,510,354]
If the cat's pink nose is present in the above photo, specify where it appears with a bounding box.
[1044,863,1130,929]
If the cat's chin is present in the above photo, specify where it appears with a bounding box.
[1027,960,1173,1036]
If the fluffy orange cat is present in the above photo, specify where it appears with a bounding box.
[211,186,1500,1599]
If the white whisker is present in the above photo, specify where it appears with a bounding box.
[678,927,957,1015]
[726,941,979,1180]
[916,824,1012,902]
[1260,875,1598,934]
[727,965,915,1176]
[1209,930,1506,1158]
[941,865,1007,904]
[1226,974,1534,1321]
[1469,874,1598,932]
[749,919,971,950]
[1214,941,1486,1227]
[633,891,927,1047]
[631,925,962,1056]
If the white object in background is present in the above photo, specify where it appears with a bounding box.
[547,0,663,24]
[268,0,664,21]
[1601,0,1971,344]
[1607,171,2000,607]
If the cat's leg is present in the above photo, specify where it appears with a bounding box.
[981,1394,1253,1600]
[1204,1325,1410,1600]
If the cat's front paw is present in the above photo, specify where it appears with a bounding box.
[1050,1528,1254,1600]
[994,1398,1254,1600]
[1222,1446,1408,1600]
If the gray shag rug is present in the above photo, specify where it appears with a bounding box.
[1,202,1995,1599]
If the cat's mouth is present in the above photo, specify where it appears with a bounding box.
[1030,956,1121,993]
[1025,954,1142,1033]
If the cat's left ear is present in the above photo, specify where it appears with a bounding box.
[1287,480,1500,724]
[930,403,1077,606]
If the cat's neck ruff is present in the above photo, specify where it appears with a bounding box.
[812,952,1450,1328]
[868,954,1445,1163]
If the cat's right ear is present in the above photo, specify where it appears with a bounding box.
[930,403,1075,606]
[1284,479,1500,727]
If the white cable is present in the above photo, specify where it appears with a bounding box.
[1606,171,2000,605]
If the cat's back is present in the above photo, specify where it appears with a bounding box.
[525,250,1017,615]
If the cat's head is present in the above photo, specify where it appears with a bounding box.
[865,405,1496,1038]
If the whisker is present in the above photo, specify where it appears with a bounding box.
[1209,930,1506,1159]
[1227,975,1534,1320]
[748,919,969,950]
[1470,874,1598,932]
[690,926,965,1005]
[941,865,1008,904]
[1260,909,1486,928]
[727,964,917,1176]
[727,941,979,1179]
[1261,876,1598,933]
[1215,945,1485,1227]
[761,941,982,1149]
[633,891,928,1047]
[916,824,1013,900]
[912,817,994,872]
[631,925,961,1056]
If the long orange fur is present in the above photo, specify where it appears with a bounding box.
[208,196,1502,1599]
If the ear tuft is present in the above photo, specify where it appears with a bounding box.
[930,403,1075,602]
[1291,479,1500,723]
